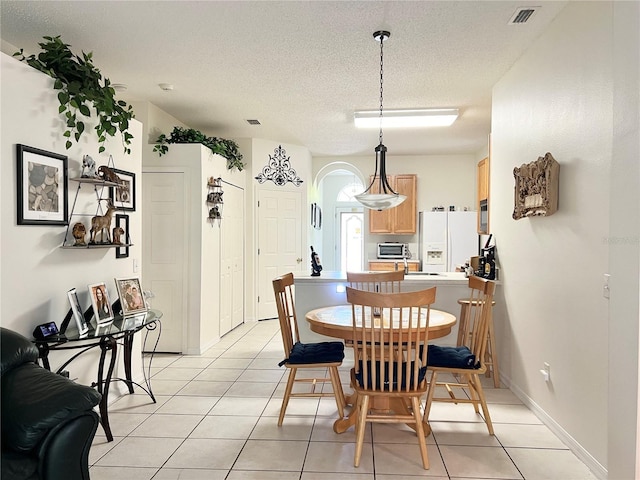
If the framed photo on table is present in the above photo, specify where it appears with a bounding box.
[88,282,114,324]
[67,288,89,335]
[114,277,148,316]
[108,169,135,211]
[16,144,68,225]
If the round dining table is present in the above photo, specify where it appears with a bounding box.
[306,304,457,342]
[305,304,457,434]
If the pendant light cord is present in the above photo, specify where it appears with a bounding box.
[379,33,384,145]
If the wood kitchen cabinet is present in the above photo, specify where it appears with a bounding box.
[369,174,417,234]
[368,261,420,272]
[477,157,489,233]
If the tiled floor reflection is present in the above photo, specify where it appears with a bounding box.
[90,320,597,480]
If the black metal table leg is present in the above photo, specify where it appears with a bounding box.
[36,343,51,370]
[96,335,117,442]
[123,331,135,394]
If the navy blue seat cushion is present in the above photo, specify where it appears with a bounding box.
[285,341,344,365]
[427,344,479,369]
[355,360,426,390]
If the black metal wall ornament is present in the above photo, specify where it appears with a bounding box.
[206,177,224,225]
[254,145,303,187]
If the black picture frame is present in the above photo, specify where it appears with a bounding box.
[108,168,136,211]
[17,144,68,225]
[311,203,322,230]
[115,214,130,259]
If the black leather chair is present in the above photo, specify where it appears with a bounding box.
[1,327,102,480]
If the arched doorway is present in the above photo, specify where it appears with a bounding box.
[314,163,366,271]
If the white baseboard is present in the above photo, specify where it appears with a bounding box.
[500,373,607,480]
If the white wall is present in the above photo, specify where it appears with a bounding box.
[491,3,618,476]
[608,2,640,479]
[0,52,145,393]
[247,138,312,314]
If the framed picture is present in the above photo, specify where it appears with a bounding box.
[67,288,89,335]
[88,282,114,323]
[114,277,148,316]
[114,214,130,259]
[310,203,322,230]
[17,144,68,225]
[109,169,135,211]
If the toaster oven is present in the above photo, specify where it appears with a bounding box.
[377,242,409,259]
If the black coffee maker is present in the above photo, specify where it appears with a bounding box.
[477,234,496,280]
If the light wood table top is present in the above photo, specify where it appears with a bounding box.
[306,304,456,341]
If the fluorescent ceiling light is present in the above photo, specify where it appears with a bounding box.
[354,108,459,128]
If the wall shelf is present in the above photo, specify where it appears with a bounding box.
[61,243,134,250]
[62,163,131,248]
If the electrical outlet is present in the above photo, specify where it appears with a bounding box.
[603,273,610,299]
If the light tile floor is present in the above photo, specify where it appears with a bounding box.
[90,320,598,480]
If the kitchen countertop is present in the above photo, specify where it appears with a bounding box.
[368,259,420,263]
[295,271,470,286]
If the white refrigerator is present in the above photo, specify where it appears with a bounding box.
[419,211,478,272]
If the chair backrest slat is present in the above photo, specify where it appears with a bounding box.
[464,276,496,363]
[273,273,298,355]
[346,286,436,393]
[347,270,404,294]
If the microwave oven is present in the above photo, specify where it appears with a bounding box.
[377,242,409,259]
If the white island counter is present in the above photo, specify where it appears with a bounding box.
[294,271,474,345]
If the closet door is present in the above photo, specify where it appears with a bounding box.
[220,182,245,335]
[142,171,187,352]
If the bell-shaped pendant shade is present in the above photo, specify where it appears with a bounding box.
[354,192,406,211]
[355,143,406,211]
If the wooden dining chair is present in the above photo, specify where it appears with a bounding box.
[423,276,497,435]
[347,270,404,293]
[346,286,437,470]
[456,297,499,387]
[345,271,405,350]
[272,273,346,426]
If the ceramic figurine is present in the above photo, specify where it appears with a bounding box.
[112,226,125,245]
[81,155,99,178]
[72,222,87,246]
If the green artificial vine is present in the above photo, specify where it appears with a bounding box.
[154,127,245,172]
[14,35,135,154]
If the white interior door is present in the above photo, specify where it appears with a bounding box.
[257,189,302,320]
[142,171,187,352]
[220,182,245,335]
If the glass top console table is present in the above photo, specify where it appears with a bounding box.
[33,309,163,442]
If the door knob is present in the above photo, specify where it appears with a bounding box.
[296,257,303,263]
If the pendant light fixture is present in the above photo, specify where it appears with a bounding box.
[355,30,406,211]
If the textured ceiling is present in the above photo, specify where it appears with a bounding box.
[0,1,567,157]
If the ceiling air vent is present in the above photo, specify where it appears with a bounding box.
[246,119,261,125]
[509,6,539,24]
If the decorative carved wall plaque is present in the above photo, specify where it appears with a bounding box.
[513,152,559,220]
[254,145,303,187]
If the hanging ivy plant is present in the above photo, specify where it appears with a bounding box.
[154,127,245,172]
[14,35,134,154]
